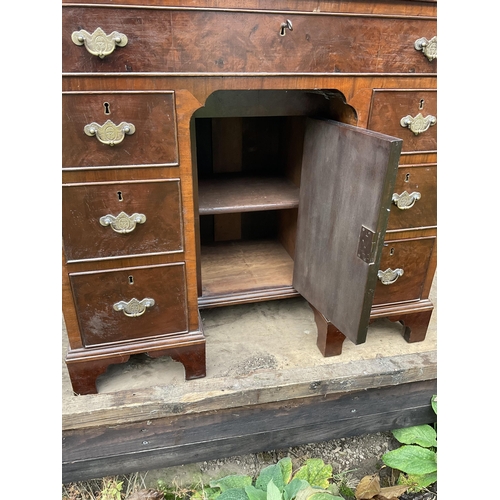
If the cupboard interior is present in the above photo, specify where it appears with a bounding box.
[191,90,357,307]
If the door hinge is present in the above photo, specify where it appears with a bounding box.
[357,225,379,264]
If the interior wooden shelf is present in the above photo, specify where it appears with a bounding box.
[198,175,300,215]
[199,239,297,307]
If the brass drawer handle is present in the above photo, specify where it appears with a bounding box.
[84,119,135,146]
[113,298,155,317]
[400,113,436,136]
[392,191,421,210]
[377,268,404,285]
[414,36,437,61]
[71,27,128,59]
[99,211,146,234]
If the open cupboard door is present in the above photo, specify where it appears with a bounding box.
[293,119,403,345]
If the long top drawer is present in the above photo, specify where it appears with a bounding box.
[63,6,437,74]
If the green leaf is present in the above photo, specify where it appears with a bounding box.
[216,488,250,500]
[405,471,438,490]
[192,488,222,500]
[382,445,437,475]
[256,464,286,492]
[267,480,283,500]
[293,459,332,489]
[431,395,437,415]
[283,478,309,500]
[392,425,437,448]
[244,485,267,500]
[309,493,341,500]
[210,476,253,492]
[295,486,343,500]
[279,457,293,485]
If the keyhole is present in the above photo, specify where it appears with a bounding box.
[390,247,395,256]
[405,173,410,182]
[103,102,111,115]
[280,20,293,36]
[117,191,123,201]
[419,99,425,110]
[128,275,134,285]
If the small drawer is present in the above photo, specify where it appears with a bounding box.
[62,92,178,170]
[387,164,436,230]
[367,90,437,153]
[373,236,435,305]
[69,263,188,348]
[62,179,183,262]
[62,7,437,74]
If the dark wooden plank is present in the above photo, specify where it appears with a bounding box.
[198,175,300,215]
[293,119,402,345]
[62,379,436,483]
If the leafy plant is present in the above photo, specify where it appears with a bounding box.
[100,478,124,500]
[381,395,437,491]
[186,457,344,500]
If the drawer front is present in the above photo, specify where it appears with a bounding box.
[62,179,183,262]
[70,263,188,347]
[62,92,178,170]
[387,164,436,230]
[367,90,437,153]
[373,236,435,305]
[62,7,437,74]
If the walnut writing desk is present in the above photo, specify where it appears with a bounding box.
[62,0,437,394]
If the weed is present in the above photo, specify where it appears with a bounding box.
[381,395,437,492]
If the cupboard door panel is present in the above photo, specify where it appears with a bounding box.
[293,119,402,345]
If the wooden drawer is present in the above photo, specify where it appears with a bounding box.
[62,7,437,74]
[373,236,435,305]
[62,179,183,262]
[69,263,188,347]
[367,90,437,153]
[62,92,178,170]
[387,164,436,230]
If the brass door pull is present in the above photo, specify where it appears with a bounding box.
[392,191,421,210]
[113,298,155,317]
[71,27,128,58]
[84,120,135,146]
[414,36,437,61]
[400,113,436,136]
[99,211,146,234]
[377,268,404,285]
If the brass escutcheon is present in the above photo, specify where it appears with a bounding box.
[84,119,135,146]
[113,298,155,317]
[99,211,146,234]
[400,113,436,136]
[71,27,128,59]
[377,268,404,285]
[414,36,437,62]
[392,191,421,210]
